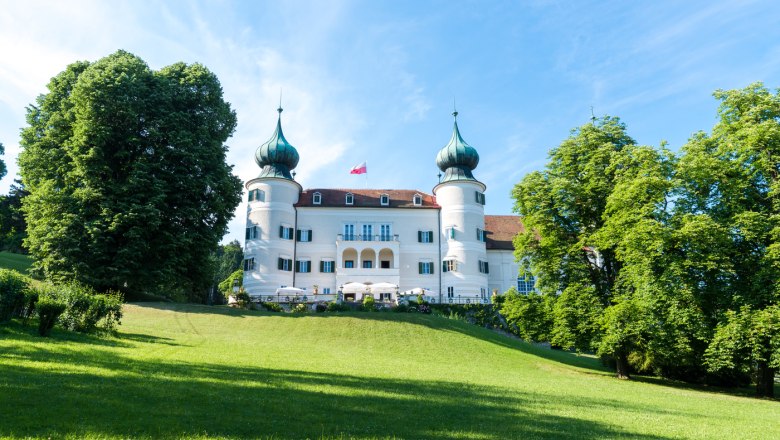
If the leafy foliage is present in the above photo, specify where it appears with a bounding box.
[0,268,28,322]
[55,283,123,334]
[511,84,780,394]
[212,240,243,287]
[499,288,554,342]
[0,141,5,182]
[18,50,242,301]
[362,295,376,311]
[36,296,66,336]
[0,180,29,254]
[218,269,243,298]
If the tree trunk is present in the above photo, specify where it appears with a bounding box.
[615,351,631,380]
[755,361,775,398]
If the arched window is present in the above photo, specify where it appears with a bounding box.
[380,193,389,206]
[313,192,322,205]
[413,193,422,206]
[346,193,354,205]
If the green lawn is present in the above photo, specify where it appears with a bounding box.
[1,303,777,439]
[0,251,32,274]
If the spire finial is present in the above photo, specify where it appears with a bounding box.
[590,106,596,122]
[452,97,458,119]
[278,89,283,114]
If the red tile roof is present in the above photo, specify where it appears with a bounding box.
[485,215,525,250]
[295,189,439,208]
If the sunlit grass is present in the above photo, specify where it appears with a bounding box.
[0,251,32,274]
[1,303,777,439]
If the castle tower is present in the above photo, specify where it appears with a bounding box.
[433,111,489,302]
[244,106,302,296]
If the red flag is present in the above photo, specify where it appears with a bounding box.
[350,161,367,174]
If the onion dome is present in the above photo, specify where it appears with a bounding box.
[255,107,299,180]
[436,111,479,183]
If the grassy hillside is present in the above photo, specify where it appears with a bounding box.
[1,303,777,439]
[0,251,32,274]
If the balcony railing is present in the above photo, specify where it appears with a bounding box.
[337,234,399,242]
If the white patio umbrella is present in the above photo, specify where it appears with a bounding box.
[370,282,398,293]
[341,282,368,294]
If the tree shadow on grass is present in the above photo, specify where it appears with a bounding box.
[1,318,182,349]
[0,344,680,439]
[631,374,779,401]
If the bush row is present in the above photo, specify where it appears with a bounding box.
[0,269,123,336]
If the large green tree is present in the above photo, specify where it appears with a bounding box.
[19,50,242,301]
[0,180,29,253]
[512,116,639,378]
[681,83,780,397]
[0,142,6,179]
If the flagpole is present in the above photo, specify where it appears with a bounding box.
[365,160,368,188]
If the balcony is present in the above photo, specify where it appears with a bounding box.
[337,234,399,242]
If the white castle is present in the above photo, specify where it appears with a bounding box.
[242,106,526,304]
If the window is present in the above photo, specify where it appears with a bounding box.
[243,258,255,271]
[479,260,490,274]
[277,257,292,271]
[297,229,312,242]
[418,261,434,274]
[362,224,373,241]
[346,193,354,205]
[245,225,258,240]
[320,260,334,273]
[381,260,390,269]
[476,228,487,242]
[248,189,264,202]
[442,259,457,272]
[362,260,373,269]
[323,288,331,294]
[380,194,389,206]
[517,276,536,294]
[447,286,454,298]
[475,191,485,205]
[344,260,355,268]
[380,224,392,241]
[447,227,456,240]
[418,230,434,243]
[296,260,311,273]
[413,194,422,206]
[480,288,487,298]
[344,224,355,241]
[313,192,321,205]
[279,225,294,240]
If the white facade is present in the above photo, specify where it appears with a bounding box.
[243,110,525,303]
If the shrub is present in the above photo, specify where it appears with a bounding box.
[36,296,66,336]
[393,303,410,313]
[20,288,41,323]
[234,290,251,308]
[326,301,350,312]
[0,269,28,322]
[362,295,376,311]
[315,303,327,313]
[418,304,431,314]
[57,283,123,334]
[259,301,283,312]
[292,303,308,313]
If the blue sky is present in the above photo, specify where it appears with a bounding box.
[1,0,779,244]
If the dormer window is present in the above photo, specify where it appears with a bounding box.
[346,193,354,205]
[380,194,389,206]
[313,192,321,205]
[413,194,422,206]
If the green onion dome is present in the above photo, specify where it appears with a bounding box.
[436,111,479,183]
[255,107,299,180]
